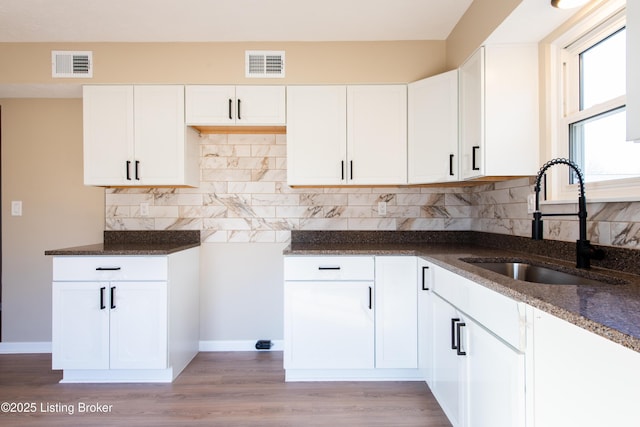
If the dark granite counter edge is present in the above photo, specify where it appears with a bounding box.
[45,230,201,256]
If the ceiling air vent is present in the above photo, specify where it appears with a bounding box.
[52,51,93,78]
[245,50,285,78]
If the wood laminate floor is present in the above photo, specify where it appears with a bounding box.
[0,351,451,426]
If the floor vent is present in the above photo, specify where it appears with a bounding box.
[245,50,285,78]
[52,51,93,78]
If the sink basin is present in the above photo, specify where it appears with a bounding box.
[462,259,622,286]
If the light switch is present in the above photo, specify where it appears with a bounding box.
[11,201,22,216]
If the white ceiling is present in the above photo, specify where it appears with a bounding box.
[0,0,474,42]
[0,0,583,98]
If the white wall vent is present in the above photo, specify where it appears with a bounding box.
[245,50,285,78]
[52,51,93,78]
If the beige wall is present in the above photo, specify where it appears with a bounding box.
[0,41,446,85]
[446,0,522,68]
[1,99,104,342]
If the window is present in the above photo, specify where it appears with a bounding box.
[549,1,636,201]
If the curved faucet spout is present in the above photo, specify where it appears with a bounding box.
[531,158,604,269]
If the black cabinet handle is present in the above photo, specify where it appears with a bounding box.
[368,286,373,310]
[318,266,341,270]
[449,154,455,176]
[100,287,106,310]
[421,266,430,290]
[228,99,233,120]
[341,161,345,180]
[96,267,121,271]
[126,161,131,180]
[350,160,353,180]
[472,146,480,171]
[110,286,116,309]
[237,99,242,120]
[135,160,140,180]
[451,318,460,350]
[456,322,467,356]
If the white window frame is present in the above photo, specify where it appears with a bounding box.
[547,0,635,202]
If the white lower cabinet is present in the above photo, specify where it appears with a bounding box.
[53,281,167,370]
[51,248,199,383]
[283,255,418,380]
[284,280,374,370]
[532,308,640,427]
[417,258,434,384]
[374,256,418,369]
[430,264,526,427]
[432,293,466,427]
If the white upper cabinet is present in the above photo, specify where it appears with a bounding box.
[408,70,459,184]
[347,85,408,185]
[628,0,639,141]
[459,45,540,180]
[286,85,347,186]
[286,84,407,186]
[185,85,285,126]
[83,85,199,187]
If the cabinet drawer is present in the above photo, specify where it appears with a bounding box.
[433,266,525,351]
[53,256,168,281]
[284,256,374,281]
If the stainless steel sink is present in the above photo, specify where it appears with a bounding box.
[462,259,621,286]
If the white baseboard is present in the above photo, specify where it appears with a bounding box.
[199,339,283,352]
[0,341,52,354]
[0,340,283,354]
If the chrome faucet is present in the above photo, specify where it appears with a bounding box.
[532,158,604,269]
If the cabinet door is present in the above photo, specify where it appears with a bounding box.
[459,48,484,180]
[133,85,187,185]
[347,85,408,185]
[284,281,374,370]
[533,308,640,427]
[628,0,640,141]
[109,281,168,370]
[374,256,417,369]
[466,318,525,427]
[431,294,464,427]
[52,282,110,370]
[185,85,236,125]
[235,86,286,125]
[83,85,134,186]
[417,259,434,384]
[408,70,459,184]
[286,85,347,186]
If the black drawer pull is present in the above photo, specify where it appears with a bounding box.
[368,286,372,310]
[318,266,341,270]
[110,286,116,309]
[449,154,455,176]
[100,287,106,310]
[422,266,430,290]
[96,267,121,271]
[456,322,467,356]
[451,318,460,350]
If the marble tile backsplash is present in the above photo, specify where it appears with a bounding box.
[105,133,640,249]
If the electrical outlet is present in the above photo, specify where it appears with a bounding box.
[377,201,387,216]
[11,201,22,216]
[527,194,536,214]
[140,202,149,216]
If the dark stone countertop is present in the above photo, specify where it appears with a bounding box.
[285,231,640,353]
[45,230,201,256]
